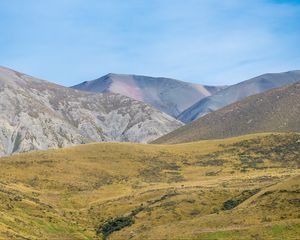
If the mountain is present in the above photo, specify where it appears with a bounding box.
[0,66,182,156]
[72,73,226,118]
[153,80,300,144]
[178,70,300,123]
[0,133,299,239]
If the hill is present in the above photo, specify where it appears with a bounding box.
[72,73,225,118]
[178,70,300,122]
[0,66,182,156]
[0,133,299,239]
[154,80,300,144]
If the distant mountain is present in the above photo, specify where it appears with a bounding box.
[153,80,300,144]
[72,73,226,118]
[0,66,182,156]
[178,70,300,123]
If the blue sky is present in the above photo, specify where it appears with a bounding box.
[0,0,300,86]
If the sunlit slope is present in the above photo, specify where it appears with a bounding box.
[0,133,299,239]
[72,73,226,118]
[0,182,91,239]
[154,81,300,144]
[119,174,300,240]
[0,66,182,156]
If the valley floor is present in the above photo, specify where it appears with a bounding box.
[0,133,299,239]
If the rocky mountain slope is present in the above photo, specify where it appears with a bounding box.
[154,80,300,144]
[178,70,300,122]
[0,66,182,156]
[72,73,225,118]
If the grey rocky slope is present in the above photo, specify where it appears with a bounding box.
[153,80,300,144]
[72,73,226,118]
[178,70,300,123]
[0,66,182,156]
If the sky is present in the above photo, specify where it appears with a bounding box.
[0,0,300,86]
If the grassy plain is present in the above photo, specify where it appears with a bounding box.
[0,132,299,239]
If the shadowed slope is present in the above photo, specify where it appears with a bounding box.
[154,80,300,144]
[178,70,300,123]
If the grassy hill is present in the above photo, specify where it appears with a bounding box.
[154,81,300,144]
[0,133,299,239]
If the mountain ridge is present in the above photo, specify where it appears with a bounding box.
[0,66,182,156]
[72,73,226,118]
[178,70,300,122]
[153,80,300,144]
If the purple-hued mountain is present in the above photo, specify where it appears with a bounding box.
[178,70,300,123]
[72,73,226,118]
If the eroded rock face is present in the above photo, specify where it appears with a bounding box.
[0,67,183,156]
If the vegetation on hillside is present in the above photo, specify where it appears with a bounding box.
[0,133,299,239]
[154,81,300,144]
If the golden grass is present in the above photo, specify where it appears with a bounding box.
[0,132,299,239]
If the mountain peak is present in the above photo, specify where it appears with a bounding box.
[106,72,119,77]
[0,67,183,156]
[72,74,225,117]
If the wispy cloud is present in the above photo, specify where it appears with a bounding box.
[0,0,299,85]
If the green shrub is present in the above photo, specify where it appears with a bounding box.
[130,206,145,216]
[223,189,260,210]
[97,216,134,238]
[223,199,239,210]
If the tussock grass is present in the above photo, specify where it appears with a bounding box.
[0,132,299,239]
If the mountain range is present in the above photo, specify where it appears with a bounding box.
[73,71,300,125]
[178,70,300,122]
[1,65,300,240]
[72,73,225,118]
[2,66,300,155]
[0,66,182,156]
[154,80,300,144]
